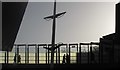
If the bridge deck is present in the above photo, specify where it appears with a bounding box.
[2,64,120,70]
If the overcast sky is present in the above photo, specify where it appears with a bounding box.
[15,2,115,44]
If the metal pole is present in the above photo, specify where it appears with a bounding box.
[37,45,39,64]
[90,45,92,64]
[88,44,89,64]
[17,46,19,64]
[69,44,71,63]
[27,45,29,64]
[35,45,37,64]
[25,45,27,64]
[48,45,50,64]
[56,46,57,64]
[51,0,56,69]
[46,45,48,64]
[79,44,81,64]
[6,50,9,64]
[5,51,6,64]
[58,47,60,64]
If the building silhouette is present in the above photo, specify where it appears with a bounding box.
[1,1,120,70]
[99,2,120,64]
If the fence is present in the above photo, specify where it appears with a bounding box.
[0,42,101,64]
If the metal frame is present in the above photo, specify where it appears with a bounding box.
[38,44,47,64]
[90,42,100,64]
[2,43,102,64]
[69,43,78,63]
[80,43,90,64]
[59,44,67,64]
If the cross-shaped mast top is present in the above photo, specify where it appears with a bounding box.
[44,0,66,69]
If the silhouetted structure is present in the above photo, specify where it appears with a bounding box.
[100,2,120,64]
[90,50,95,63]
[1,1,120,70]
[43,0,66,69]
[43,43,64,51]
[2,2,28,51]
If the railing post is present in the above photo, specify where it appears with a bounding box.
[37,44,39,64]
[88,44,90,64]
[56,45,57,64]
[6,50,9,64]
[27,45,29,64]
[17,45,19,64]
[5,51,6,64]
[48,44,50,64]
[35,44,37,64]
[79,43,81,64]
[58,46,60,64]
[90,45,92,64]
[25,44,27,64]
[69,44,71,63]
[45,45,47,64]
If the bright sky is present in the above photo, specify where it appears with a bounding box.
[15,1,115,44]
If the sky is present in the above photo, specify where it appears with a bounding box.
[14,2,115,44]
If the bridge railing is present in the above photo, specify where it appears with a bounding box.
[0,42,101,64]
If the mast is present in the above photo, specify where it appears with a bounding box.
[43,0,66,69]
[51,0,56,69]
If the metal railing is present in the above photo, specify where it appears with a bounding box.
[0,42,105,64]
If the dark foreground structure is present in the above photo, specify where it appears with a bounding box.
[2,2,28,51]
[1,2,120,70]
[2,64,120,70]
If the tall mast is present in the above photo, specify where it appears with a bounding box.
[43,0,66,69]
[51,0,56,69]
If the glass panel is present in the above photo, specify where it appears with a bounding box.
[39,56,46,61]
[70,45,77,53]
[29,46,35,63]
[29,60,35,64]
[60,46,67,53]
[19,46,25,64]
[39,53,46,56]
[39,60,46,64]
[60,45,67,64]
[29,53,35,56]
[71,56,76,60]
[39,46,46,53]
[69,45,78,63]
[81,45,88,52]
[0,59,4,63]
[71,53,76,56]
[0,51,5,63]
[60,60,62,63]
[91,45,99,63]
[81,45,88,63]
[71,60,76,63]
[9,52,14,63]
[39,46,46,64]
[29,56,35,60]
